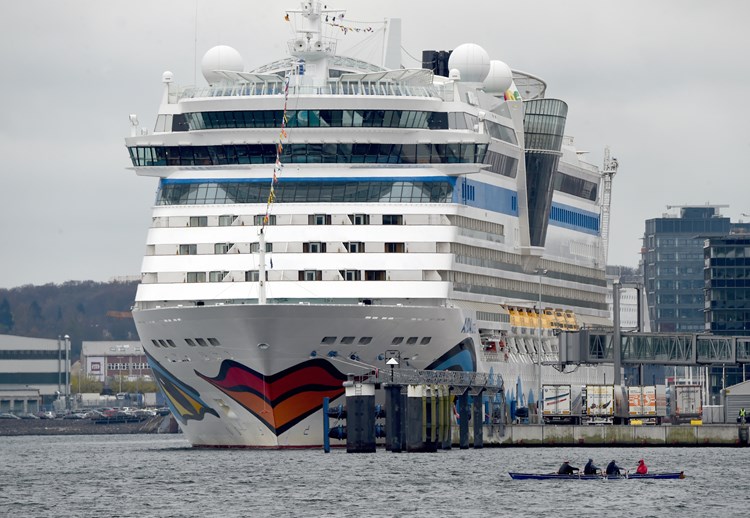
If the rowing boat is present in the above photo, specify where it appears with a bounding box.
[508,472,685,480]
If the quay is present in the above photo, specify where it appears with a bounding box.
[0,415,177,437]
[480,423,749,447]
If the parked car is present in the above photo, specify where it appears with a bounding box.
[62,413,86,419]
[35,411,55,419]
[0,413,21,419]
[20,413,40,419]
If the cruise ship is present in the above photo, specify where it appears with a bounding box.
[126,1,613,447]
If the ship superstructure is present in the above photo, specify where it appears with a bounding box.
[126,1,612,447]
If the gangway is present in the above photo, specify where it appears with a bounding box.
[558,330,750,366]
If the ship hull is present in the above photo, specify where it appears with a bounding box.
[135,303,610,448]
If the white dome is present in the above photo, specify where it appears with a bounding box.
[201,45,244,85]
[483,60,513,94]
[448,43,490,83]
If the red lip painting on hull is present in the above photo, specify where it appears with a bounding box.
[197,358,348,435]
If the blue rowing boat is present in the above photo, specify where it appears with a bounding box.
[509,472,685,480]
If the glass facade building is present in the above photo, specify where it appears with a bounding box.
[705,235,750,335]
[642,207,730,333]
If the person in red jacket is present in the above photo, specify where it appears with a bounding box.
[636,459,648,474]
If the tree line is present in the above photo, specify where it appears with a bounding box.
[0,280,139,361]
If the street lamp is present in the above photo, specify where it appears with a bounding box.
[63,335,70,410]
[535,269,547,423]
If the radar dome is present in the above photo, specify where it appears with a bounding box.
[483,60,513,94]
[201,45,244,85]
[448,43,490,83]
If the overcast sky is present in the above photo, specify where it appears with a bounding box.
[1,0,749,289]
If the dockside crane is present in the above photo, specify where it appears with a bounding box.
[600,146,619,265]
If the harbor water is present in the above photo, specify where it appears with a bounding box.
[0,434,744,517]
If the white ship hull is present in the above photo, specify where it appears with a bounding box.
[136,303,609,447]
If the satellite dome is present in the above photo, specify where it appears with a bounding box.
[448,43,490,83]
[483,60,513,94]
[201,45,244,85]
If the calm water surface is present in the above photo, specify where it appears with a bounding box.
[0,434,744,517]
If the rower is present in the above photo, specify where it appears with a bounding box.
[583,458,600,475]
[605,460,622,476]
[558,460,579,475]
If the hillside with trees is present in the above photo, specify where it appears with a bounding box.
[0,280,138,360]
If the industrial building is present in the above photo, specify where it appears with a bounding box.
[0,334,71,414]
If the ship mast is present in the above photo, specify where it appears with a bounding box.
[286,1,338,86]
[258,228,267,304]
[600,146,619,265]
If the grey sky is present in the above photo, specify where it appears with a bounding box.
[1,0,748,289]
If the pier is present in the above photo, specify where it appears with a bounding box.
[322,362,750,451]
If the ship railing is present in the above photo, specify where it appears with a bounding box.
[369,368,503,392]
[178,82,445,101]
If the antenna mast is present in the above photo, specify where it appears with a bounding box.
[600,146,619,265]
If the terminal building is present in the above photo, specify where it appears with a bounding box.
[81,340,151,386]
[0,334,71,414]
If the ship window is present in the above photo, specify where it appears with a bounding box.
[185,339,196,347]
[385,242,405,253]
[196,338,208,347]
[344,242,363,253]
[158,339,168,347]
[208,338,220,346]
[406,337,418,345]
[304,242,326,253]
[179,244,197,255]
[209,271,227,282]
[342,270,361,281]
[151,339,159,347]
[391,337,404,345]
[358,337,372,345]
[351,214,369,225]
[300,270,322,281]
[383,215,403,225]
[186,272,206,283]
[254,214,276,225]
[420,337,432,345]
[340,336,355,344]
[321,336,337,345]
[167,339,176,347]
[214,243,233,254]
[250,242,273,253]
[310,214,330,225]
[189,216,208,227]
[365,270,386,281]
[218,214,236,226]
